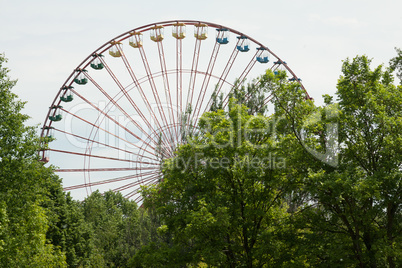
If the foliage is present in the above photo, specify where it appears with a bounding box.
[211,78,268,115]
[268,55,402,267]
[138,53,401,267]
[0,53,66,266]
[44,183,94,267]
[139,79,307,267]
[81,190,159,267]
[0,55,161,268]
[1,47,401,267]
[390,47,402,84]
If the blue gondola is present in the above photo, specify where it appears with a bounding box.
[256,47,269,63]
[216,28,229,44]
[289,77,302,82]
[237,36,250,52]
[273,60,286,74]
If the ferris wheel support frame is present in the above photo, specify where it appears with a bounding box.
[39,20,309,200]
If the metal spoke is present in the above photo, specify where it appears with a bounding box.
[40,20,308,202]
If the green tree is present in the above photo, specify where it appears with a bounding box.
[82,190,147,267]
[268,55,401,267]
[390,47,402,84]
[211,78,268,115]
[137,53,401,267]
[43,183,94,267]
[139,90,304,267]
[0,54,66,266]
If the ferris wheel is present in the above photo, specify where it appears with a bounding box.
[39,20,309,202]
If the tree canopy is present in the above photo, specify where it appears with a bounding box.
[137,55,401,267]
[1,49,401,267]
[0,53,66,267]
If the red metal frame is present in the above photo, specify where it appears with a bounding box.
[39,20,310,202]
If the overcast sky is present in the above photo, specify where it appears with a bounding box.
[2,0,401,125]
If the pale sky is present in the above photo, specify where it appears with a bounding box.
[1,0,401,199]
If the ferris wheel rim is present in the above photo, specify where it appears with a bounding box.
[39,19,309,201]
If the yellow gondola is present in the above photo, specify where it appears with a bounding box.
[109,41,122,57]
[172,22,186,39]
[150,25,164,42]
[194,23,208,40]
[129,32,143,48]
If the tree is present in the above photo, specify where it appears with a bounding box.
[81,190,148,267]
[211,78,267,115]
[331,55,401,267]
[267,55,402,267]
[0,54,66,266]
[138,52,401,267]
[390,47,402,84]
[43,183,94,267]
[139,79,305,267]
